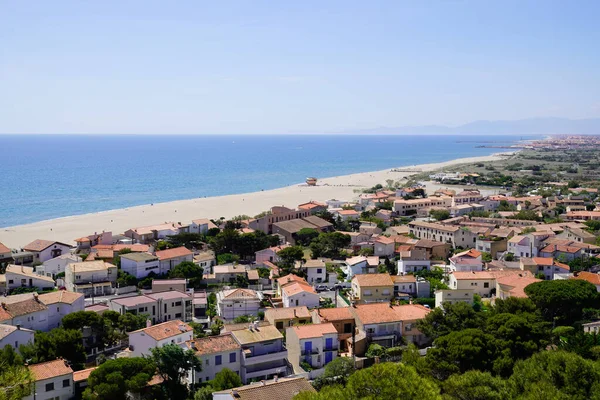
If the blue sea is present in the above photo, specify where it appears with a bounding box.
[1,134,526,227]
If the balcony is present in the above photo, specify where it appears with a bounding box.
[323,346,338,352]
[245,363,289,380]
[301,349,320,356]
[242,348,288,366]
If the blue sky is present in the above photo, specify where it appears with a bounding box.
[1,1,600,134]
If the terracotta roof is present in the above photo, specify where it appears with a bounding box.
[393,304,431,321]
[1,297,48,318]
[93,244,150,252]
[29,359,73,381]
[317,307,354,322]
[392,275,417,283]
[454,249,482,258]
[352,273,394,287]
[130,320,192,341]
[213,377,315,400]
[282,282,316,296]
[277,274,306,286]
[265,306,311,321]
[497,274,542,298]
[73,367,96,382]
[532,257,554,266]
[38,290,83,305]
[351,303,400,325]
[185,333,240,355]
[573,271,600,286]
[5,265,55,283]
[0,306,10,321]
[291,322,337,339]
[68,261,115,273]
[0,242,11,254]
[302,259,326,268]
[24,239,72,252]
[0,323,34,340]
[375,236,395,245]
[415,239,449,249]
[221,288,259,300]
[337,210,359,215]
[75,237,91,243]
[230,324,283,345]
[540,244,582,254]
[155,246,192,260]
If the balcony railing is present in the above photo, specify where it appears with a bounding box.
[301,349,320,356]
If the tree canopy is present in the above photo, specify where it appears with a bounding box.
[83,357,156,400]
[148,343,201,399]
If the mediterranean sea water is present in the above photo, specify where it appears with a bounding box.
[1,134,527,227]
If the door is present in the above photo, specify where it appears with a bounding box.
[325,349,333,364]
[325,338,333,351]
[304,341,312,364]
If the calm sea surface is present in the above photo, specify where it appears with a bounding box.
[1,134,526,227]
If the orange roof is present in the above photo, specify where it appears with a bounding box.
[185,333,240,355]
[393,304,431,321]
[277,274,306,286]
[155,246,192,260]
[375,236,395,245]
[24,239,71,252]
[454,249,482,258]
[352,303,402,325]
[497,274,542,298]
[352,273,394,287]
[0,242,10,254]
[338,210,359,215]
[298,201,327,210]
[541,244,581,254]
[291,323,337,339]
[573,271,600,285]
[38,290,84,305]
[75,237,91,243]
[282,282,316,296]
[73,367,96,382]
[29,359,73,381]
[130,320,192,341]
[452,270,524,280]
[317,307,354,322]
[392,275,417,283]
[532,257,554,266]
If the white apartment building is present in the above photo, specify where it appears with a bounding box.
[119,252,160,279]
[128,319,193,357]
[65,261,117,297]
[24,359,74,400]
[186,334,241,384]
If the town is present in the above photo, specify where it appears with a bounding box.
[3,138,600,399]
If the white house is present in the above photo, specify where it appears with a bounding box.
[0,293,49,332]
[435,289,474,308]
[449,249,483,272]
[22,240,73,264]
[300,259,328,284]
[333,209,360,222]
[342,256,369,279]
[124,222,186,243]
[255,245,289,264]
[155,247,193,275]
[0,324,34,350]
[38,254,82,279]
[24,359,74,400]
[119,252,160,279]
[37,291,85,330]
[185,334,241,384]
[507,235,536,259]
[4,265,55,292]
[190,218,218,234]
[397,248,431,275]
[65,261,117,297]
[281,282,320,309]
[374,236,395,257]
[128,319,193,357]
[286,323,338,370]
[216,288,261,320]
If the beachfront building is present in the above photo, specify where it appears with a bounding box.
[3,265,55,293]
[0,242,13,268]
[124,222,187,243]
[65,261,117,297]
[155,246,193,275]
[298,201,328,214]
[128,320,193,357]
[393,196,453,217]
[22,240,73,264]
[0,323,35,351]
[216,288,261,320]
[119,252,160,279]
[350,273,394,304]
[248,206,312,234]
[24,359,74,400]
[186,334,242,384]
[189,218,218,234]
[271,216,333,245]
[230,324,290,383]
[37,254,82,279]
[38,291,85,330]
[286,323,339,371]
[408,221,479,249]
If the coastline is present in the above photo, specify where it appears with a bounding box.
[0,152,514,248]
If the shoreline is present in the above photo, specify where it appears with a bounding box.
[0,152,515,248]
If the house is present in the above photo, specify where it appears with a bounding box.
[342,256,369,279]
[286,323,338,371]
[374,236,396,257]
[128,320,193,357]
[299,259,327,284]
[393,304,431,345]
[212,377,315,400]
[507,235,536,259]
[496,274,542,299]
[0,242,13,267]
[229,324,290,383]
[38,291,85,330]
[3,265,55,293]
[392,275,423,298]
[281,280,319,309]
[189,218,218,234]
[351,273,394,304]
[375,209,393,225]
[192,291,209,324]
[186,334,241,384]
[124,222,187,243]
[22,240,73,264]
[216,288,261,320]
[0,293,49,331]
[333,209,360,222]
[453,190,483,206]
[110,295,160,323]
[557,226,596,244]
[73,367,96,398]
[0,323,34,351]
[275,274,307,296]
[475,236,508,259]
[311,307,355,350]
[298,201,328,214]
[583,321,600,334]
[520,257,570,280]
[24,359,74,400]
[360,222,383,236]
[408,221,479,249]
[155,246,193,275]
[248,206,312,234]
[146,290,193,322]
[65,261,117,297]
[213,264,248,284]
[38,254,82,279]
[265,306,312,331]
[435,289,474,308]
[119,252,160,279]
[271,217,333,245]
[539,244,583,262]
[573,271,600,291]
[152,278,187,294]
[565,211,600,221]
[255,244,289,264]
[397,248,431,275]
[449,270,525,297]
[394,196,453,216]
[194,251,216,269]
[449,249,483,272]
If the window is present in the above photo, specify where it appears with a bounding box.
[175,313,182,318]
[175,301,182,307]
[215,355,222,365]
[205,359,209,365]
[317,268,322,274]
[46,383,54,392]
[63,379,70,387]
[229,352,236,363]
[484,282,489,288]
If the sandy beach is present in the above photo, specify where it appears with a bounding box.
[0,153,513,248]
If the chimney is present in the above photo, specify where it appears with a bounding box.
[146,319,152,328]
[16,324,20,330]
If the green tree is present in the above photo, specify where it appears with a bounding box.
[312,355,355,390]
[296,228,320,246]
[417,302,485,342]
[309,232,351,259]
[193,387,214,400]
[277,246,305,270]
[83,357,156,400]
[20,329,87,370]
[524,279,599,325]
[211,368,242,391]
[148,344,201,399]
[481,252,492,263]
[166,233,205,249]
[117,270,138,287]
[0,362,33,400]
[429,209,450,221]
[442,371,509,400]
[168,261,204,287]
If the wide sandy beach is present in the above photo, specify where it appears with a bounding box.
[0,153,513,248]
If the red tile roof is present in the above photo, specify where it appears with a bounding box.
[573,271,600,285]
[352,273,394,287]
[130,320,192,341]
[29,359,73,381]
[73,367,96,382]
[185,333,240,355]
[0,242,11,253]
[291,323,337,339]
[24,240,71,252]
[155,246,192,260]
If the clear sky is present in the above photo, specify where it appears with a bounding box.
[2,1,600,134]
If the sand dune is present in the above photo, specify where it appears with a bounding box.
[0,153,511,248]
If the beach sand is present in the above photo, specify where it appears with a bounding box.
[0,153,513,248]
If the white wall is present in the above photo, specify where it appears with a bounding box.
[191,350,241,384]
[37,244,73,264]
[0,327,34,350]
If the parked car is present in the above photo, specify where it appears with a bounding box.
[315,285,329,292]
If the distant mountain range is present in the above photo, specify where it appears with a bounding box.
[338,117,600,135]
